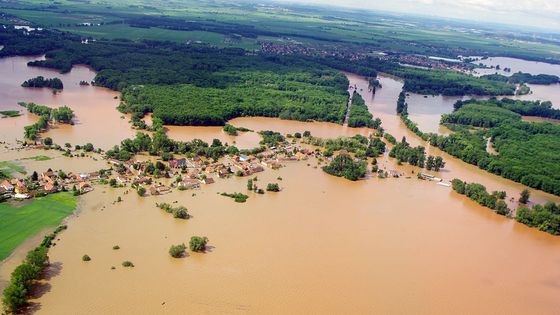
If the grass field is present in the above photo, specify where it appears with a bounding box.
[0,192,77,261]
[0,161,25,179]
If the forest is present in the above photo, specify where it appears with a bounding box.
[432,100,560,196]
[453,98,560,120]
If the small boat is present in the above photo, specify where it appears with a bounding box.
[437,182,451,187]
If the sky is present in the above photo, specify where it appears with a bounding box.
[277,0,560,32]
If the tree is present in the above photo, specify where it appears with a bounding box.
[247,179,253,190]
[83,143,94,152]
[266,183,280,192]
[189,236,209,252]
[495,200,509,216]
[31,171,38,181]
[2,281,27,313]
[169,244,186,258]
[43,137,53,145]
[426,156,435,170]
[519,189,530,204]
[137,187,146,197]
[172,207,189,219]
[434,156,445,171]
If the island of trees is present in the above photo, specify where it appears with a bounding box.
[19,102,74,140]
[21,76,63,89]
[322,153,367,181]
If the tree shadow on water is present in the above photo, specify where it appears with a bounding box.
[24,262,64,314]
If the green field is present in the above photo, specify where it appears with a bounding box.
[2,0,559,62]
[0,161,25,179]
[0,192,77,261]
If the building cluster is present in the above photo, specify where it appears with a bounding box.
[0,169,96,200]
[105,145,313,196]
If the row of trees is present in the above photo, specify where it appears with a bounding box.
[2,225,67,313]
[451,179,509,215]
[483,72,559,85]
[347,91,381,128]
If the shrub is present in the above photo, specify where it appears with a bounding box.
[169,244,187,258]
[82,254,91,262]
[189,236,209,252]
[172,207,190,219]
[122,261,134,267]
[266,183,280,192]
[137,187,146,196]
[113,245,120,250]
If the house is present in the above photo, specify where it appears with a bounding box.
[168,158,187,169]
[158,186,171,194]
[239,155,250,162]
[217,168,230,178]
[249,164,264,173]
[295,152,308,161]
[179,179,200,189]
[79,173,89,181]
[43,183,57,193]
[149,186,159,196]
[78,181,93,193]
[133,176,152,185]
[116,176,128,185]
[388,170,401,178]
[201,177,215,185]
[0,180,14,192]
[41,170,54,180]
[11,179,28,194]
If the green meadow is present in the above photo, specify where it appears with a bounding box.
[0,192,77,261]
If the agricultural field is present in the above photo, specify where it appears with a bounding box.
[0,192,77,260]
[2,0,560,61]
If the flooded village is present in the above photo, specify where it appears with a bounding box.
[1,50,560,315]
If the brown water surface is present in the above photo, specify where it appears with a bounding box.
[30,160,560,315]
[3,62,560,314]
[0,56,135,149]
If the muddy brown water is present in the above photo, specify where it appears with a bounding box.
[27,160,560,315]
[0,56,135,149]
[1,58,560,314]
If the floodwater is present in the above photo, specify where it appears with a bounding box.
[2,59,560,314]
[0,56,135,149]
[345,73,560,207]
[471,56,560,77]
[29,159,560,315]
